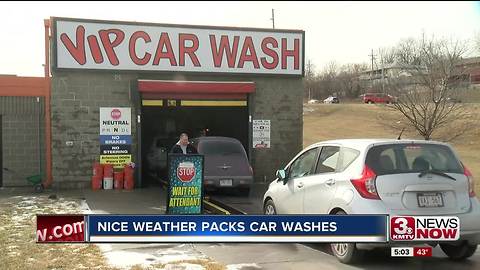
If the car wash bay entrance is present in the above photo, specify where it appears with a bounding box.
[135,80,255,186]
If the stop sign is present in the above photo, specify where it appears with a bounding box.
[111,109,121,120]
[177,162,196,182]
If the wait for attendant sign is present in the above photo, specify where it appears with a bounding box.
[53,17,304,75]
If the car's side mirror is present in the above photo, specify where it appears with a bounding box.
[276,169,287,184]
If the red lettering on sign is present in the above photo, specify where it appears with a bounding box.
[261,37,279,69]
[179,34,200,67]
[238,36,260,69]
[99,29,125,66]
[416,228,458,239]
[153,32,177,66]
[442,228,458,239]
[60,25,86,65]
[129,31,152,65]
[210,35,239,68]
[281,38,300,70]
[87,35,104,64]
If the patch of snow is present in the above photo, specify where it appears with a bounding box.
[165,263,204,270]
[80,200,93,214]
[227,263,262,270]
[102,250,157,268]
[98,244,207,269]
[156,254,203,265]
[11,213,30,224]
[7,251,19,256]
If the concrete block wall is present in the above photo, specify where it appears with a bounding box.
[1,97,45,186]
[250,77,303,183]
[51,71,138,189]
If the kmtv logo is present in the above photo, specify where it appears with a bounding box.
[390,216,460,241]
[177,162,196,182]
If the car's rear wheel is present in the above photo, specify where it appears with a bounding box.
[440,242,477,261]
[330,210,365,264]
[264,199,276,215]
[367,100,373,104]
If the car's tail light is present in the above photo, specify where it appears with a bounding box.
[464,166,476,197]
[351,165,380,200]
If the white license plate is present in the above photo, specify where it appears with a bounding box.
[417,193,444,207]
[219,179,233,186]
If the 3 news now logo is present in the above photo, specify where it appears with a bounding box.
[390,216,460,241]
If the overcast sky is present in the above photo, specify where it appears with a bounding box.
[1,1,479,76]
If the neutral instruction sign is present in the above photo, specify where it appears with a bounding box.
[100,107,132,168]
[100,108,131,135]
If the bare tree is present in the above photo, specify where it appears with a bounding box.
[476,32,480,54]
[382,36,473,141]
[337,63,368,98]
[378,47,396,65]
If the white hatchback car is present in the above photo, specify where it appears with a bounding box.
[263,139,480,264]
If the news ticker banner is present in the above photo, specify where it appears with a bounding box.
[167,154,204,214]
[36,215,460,243]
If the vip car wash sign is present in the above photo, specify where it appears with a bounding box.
[167,154,204,214]
[253,120,270,149]
[53,17,304,75]
[100,107,132,168]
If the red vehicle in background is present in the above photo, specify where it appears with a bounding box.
[362,93,397,104]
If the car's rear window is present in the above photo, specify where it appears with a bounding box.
[199,141,245,155]
[365,144,463,175]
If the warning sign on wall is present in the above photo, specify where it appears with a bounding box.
[99,107,132,168]
[100,108,131,135]
[100,155,132,168]
[253,120,270,149]
[100,144,131,155]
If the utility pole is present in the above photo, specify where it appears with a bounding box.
[306,59,312,101]
[369,49,376,89]
[380,50,385,93]
[271,9,275,29]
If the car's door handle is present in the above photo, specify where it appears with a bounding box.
[325,179,336,186]
[297,182,304,189]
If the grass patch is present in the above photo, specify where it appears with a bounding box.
[0,194,226,269]
[0,194,118,270]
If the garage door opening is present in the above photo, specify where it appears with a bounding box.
[137,80,255,187]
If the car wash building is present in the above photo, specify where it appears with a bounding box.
[49,17,304,189]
